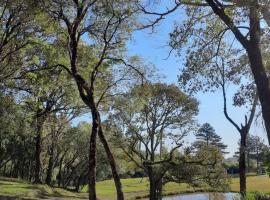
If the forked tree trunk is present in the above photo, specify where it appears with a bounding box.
[247,0,270,146]
[205,0,270,145]
[247,41,270,146]
[239,131,247,196]
[98,126,124,200]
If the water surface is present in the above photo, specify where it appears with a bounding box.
[163,193,239,200]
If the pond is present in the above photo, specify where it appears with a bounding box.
[163,193,239,200]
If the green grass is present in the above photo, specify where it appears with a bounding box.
[1,175,270,199]
[230,175,270,194]
[93,178,195,199]
[0,177,86,199]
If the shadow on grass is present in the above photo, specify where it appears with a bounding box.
[36,186,87,199]
[0,177,29,184]
[0,182,16,186]
[0,194,36,200]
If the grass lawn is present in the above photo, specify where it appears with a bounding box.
[0,177,86,199]
[230,175,270,193]
[0,175,270,199]
[94,178,194,199]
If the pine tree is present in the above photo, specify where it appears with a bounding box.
[194,123,228,154]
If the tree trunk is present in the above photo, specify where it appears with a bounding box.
[149,172,157,200]
[205,0,270,145]
[247,152,250,173]
[75,176,82,192]
[88,110,98,200]
[45,148,54,185]
[58,151,69,188]
[247,1,270,145]
[148,169,162,200]
[34,132,42,183]
[239,131,247,196]
[34,114,45,184]
[256,150,259,173]
[46,129,56,186]
[20,137,26,179]
[247,46,270,146]
[98,126,124,200]
[27,161,32,182]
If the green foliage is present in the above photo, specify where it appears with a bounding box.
[168,145,230,192]
[262,149,270,175]
[112,82,199,164]
[193,123,228,154]
[0,0,39,82]
[245,192,270,200]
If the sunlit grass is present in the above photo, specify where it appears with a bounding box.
[230,175,270,194]
[1,175,270,199]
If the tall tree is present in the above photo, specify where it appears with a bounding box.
[41,1,140,199]
[175,22,258,194]
[202,0,270,146]
[137,0,270,146]
[13,41,81,183]
[110,83,199,200]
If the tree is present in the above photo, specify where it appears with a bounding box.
[167,145,229,192]
[44,111,81,186]
[203,0,270,145]
[0,92,34,178]
[194,123,228,154]
[110,83,199,200]
[262,147,270,176]
[55,122,90,190]
[247,135,268,172]
[41,1,141,199]
[137,0,270,146]
[174,20,258,194]
[0,0,38,82]
[13,41,82,183]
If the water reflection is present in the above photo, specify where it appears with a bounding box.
[163,193,239,200]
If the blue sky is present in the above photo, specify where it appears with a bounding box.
[126,8,268,158]
[74,3,268,158]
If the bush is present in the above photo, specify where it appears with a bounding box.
[241,192,270,200]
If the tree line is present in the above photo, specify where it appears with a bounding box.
[1,0,270,200]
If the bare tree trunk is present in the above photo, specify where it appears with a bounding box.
[88,111,98,200]
[98,126,124,200]
[239,131,247,196]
